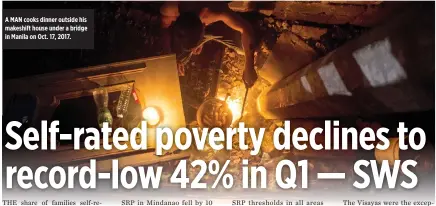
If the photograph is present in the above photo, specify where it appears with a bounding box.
[2,1,435,205]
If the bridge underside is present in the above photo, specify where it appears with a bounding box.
[258,5,435,119]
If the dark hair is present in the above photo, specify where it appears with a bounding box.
[171,12,204,56]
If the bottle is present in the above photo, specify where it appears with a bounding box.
[116,85,132,118]
[93,87,113,128]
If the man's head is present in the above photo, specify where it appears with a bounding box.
[171,12,205,56]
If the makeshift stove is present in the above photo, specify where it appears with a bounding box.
[195,84,246,129]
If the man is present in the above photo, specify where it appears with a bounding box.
[160,1,258,88]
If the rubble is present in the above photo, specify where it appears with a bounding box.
[186,43,284,184]
[259,9,274,16]
[350,2,409,27]
[323,1,383,5]
[273,1,364,25]
[262,17,290,33]
[272,1,403,27]
[291,25,328,40]
[183,9,375,185]
[228,1,255,12]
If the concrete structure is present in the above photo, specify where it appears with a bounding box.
[258,32,317,85]
[273,1,408,27]
[258,5,434,119]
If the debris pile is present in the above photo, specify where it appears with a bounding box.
[259,16,368,58]
[182,10,370,188]
[182,59,216,102]
[185,46,285,188]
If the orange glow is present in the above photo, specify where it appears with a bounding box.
[142,106,161,126]
[218,96,242,124]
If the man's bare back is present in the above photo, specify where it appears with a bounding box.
[160,1,258,88]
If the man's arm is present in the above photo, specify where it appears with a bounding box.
[214,10,258,87]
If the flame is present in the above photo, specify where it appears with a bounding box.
[218,96,242,124]
[227,98,242,123]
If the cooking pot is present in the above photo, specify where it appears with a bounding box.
[196,97,233,128]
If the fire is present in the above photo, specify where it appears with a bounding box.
[218,96,242,124]
[216,80,246,124]
[226,98,242,123]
